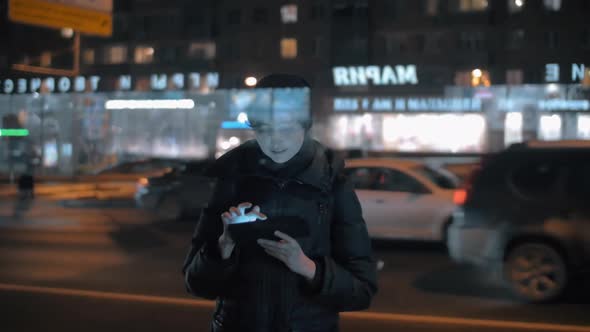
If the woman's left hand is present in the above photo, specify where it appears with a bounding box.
[257,231,316,281]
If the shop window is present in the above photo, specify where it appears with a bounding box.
[105,45,127,64]
[506,69,524,85]
[253,8,269,24]
[506,29,525,49]
[504,112,523,146]
[188,42,216,60]
[280,38,297,59]
[227,9,241,25]
[544,0,561,11]
[82,49,95,65]
[455,70,490,87]
[281,5,298,23]
[425,0,439,16]
[578,115,590,139]
[134,46,154,64]
[508,0,525,12]
[539,114,562,141]
[451,0,488,12]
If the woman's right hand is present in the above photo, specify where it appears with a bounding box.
[218,202,267,259]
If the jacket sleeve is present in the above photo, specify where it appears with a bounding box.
[311,174,378,311]
[183,168,240,299]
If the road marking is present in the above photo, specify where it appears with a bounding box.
[0,283,589,331]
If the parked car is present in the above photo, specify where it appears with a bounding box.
[344,158,461,242]
[135,159,216,220]
[71,158,185,199]
[448,141,590,303]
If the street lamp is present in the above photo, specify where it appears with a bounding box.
[245,76,257,87]
[472,69,483,78]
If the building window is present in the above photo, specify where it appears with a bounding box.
[539,114,562,141]
[281,4,298,23]
[159,47,177,64]
[454,69,491,86]
[105,46,127,64]
[40,52,52,67]
[310,4,326,20]
[311,37,323,57]
[506,69,524,85]
[508,0,525,13]
[451,0,488,12]
[425,0,439,16]
[543,0,561,11]
[425,33,442,53]
[134,46,154,64]
[459,31,485,50]
[582,29,590,48]
[227,9,241,25]
[280,38,297,58]
[188,42,216,59]
[253,8,269,24]
[506,29,525,49]
[545,31,559,49]
[226,39,240,59]
[82,49,95,64]
[410,34,426,53]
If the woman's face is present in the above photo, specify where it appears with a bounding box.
[253,120,306,163]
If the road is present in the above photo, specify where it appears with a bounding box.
[1,198,589,332]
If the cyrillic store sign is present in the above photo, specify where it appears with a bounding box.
[333,65,418,86]
[333,97,482,112]
[0,72,219,94]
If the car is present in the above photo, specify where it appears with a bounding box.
[344,158,461,242]
[135,159,216,220]
[75,158,186,199]
[447,141,590,303]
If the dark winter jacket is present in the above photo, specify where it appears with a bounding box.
[183,138,378,332]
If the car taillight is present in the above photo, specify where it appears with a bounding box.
[453,189,468,205]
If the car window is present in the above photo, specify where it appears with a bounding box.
[345,167,380,190]
[566,161,590,202]
[412,165,458,189]
[375,168,429,194]
[510,161,561,200]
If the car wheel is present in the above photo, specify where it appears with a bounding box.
[504,242,568,303]
[157,196,183,221]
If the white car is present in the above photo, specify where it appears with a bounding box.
[345,158,461,242]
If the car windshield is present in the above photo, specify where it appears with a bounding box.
[412,165,458,189]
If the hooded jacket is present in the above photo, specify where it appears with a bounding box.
[183,138,378,332]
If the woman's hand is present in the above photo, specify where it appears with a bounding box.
[218,202,267,259]
[257,231,316,281]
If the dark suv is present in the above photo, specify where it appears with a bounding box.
[448,141,590,303]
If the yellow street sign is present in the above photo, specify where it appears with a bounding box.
[9,0,112,37]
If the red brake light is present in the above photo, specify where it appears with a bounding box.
[453,189,467,205]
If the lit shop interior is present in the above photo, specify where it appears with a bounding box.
[0,86,309,176]
[325,84,590,153]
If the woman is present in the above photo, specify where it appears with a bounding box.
[183,74,377,332]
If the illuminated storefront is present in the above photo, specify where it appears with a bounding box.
[325,82,590,153]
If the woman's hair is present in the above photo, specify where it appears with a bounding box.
[247,74,312,131]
